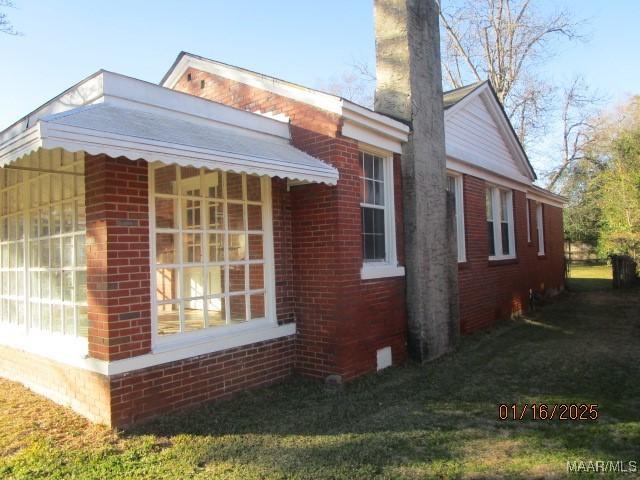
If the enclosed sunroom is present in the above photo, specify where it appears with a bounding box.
[0,70,337,424]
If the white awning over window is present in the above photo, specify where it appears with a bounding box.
[0,71,339,185]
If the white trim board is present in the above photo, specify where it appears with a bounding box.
[446,156,564,208]
[0,72,339,186]
[0,322,296,376]
[160,52,410,155]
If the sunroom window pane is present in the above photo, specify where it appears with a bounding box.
[155,198,176,229]
[184,299,205,332]
[227,203,244,231]
[151,168,267,337]
[156,233,176,264]
[226,173,243,200]
[155,165,177,195]
[229,295,246,323]
[250,293,265,319]
[207,297,225,326]
[158,303,180,335]
[0,153,87,337]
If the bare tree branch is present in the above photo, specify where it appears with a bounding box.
[0,0,21,36]
[546,76,603,191]
[438,0,582,145]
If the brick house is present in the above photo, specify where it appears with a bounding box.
[0,52,564,426]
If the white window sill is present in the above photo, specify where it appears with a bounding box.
[0,325,90,367]
[361,263,405,280]
[106,321,296,376]
[489,255,517,262]
[0,321,296,377]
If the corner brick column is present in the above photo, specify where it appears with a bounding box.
[85,154,152,361]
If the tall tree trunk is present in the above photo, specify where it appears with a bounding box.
[374,0,459,361]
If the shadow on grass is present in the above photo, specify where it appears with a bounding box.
[566,277,612,292]
[118,288,640,478]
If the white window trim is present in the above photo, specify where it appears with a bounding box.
[526,198,531,243]
[148,164,278,352]
[487,186,516,261]
[447,172,467,263]
[0,318,295,376]
[536,202,545,256]
[359,146,404,280]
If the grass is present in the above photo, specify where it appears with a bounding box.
[567,263,612,292]
[1,268,638,479]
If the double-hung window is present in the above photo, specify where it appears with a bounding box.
[536,203,545,256]
[446,174,466,262]
[486,186,515,259]
[359,150,402,279]
[151,165,273,344]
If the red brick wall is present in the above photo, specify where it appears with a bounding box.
[458,175,565,333]
[85,155,152,361]
[110,335,294,426]
[174,68,407,379]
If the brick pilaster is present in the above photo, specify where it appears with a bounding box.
[85,155,152,361]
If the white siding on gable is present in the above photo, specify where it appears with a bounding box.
[445,94,530,183]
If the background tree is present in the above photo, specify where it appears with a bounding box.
[0,0,20,36]
[438,0,581,147]
[563,97,640,262]
[546,76,602,192]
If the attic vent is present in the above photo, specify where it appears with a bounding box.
[187,73,192,81]
[200,80,205,89]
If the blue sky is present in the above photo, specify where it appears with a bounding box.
[1,1,638,170]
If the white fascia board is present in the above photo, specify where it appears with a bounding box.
[39,121,338,185]
[342,121,403,154]
[0,124,43,166]
[0,72,105,144]
[445,142,533,185]
[341,100,410,138]
[341,101,409,154]
[446,156,565,208]
[102,71,290,140]
[163,55,343,114]
[526,186,566,208]
[162,54,410,145]
[447,156,530,193]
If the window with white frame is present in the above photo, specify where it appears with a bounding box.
[486,186,515,259]
[359,150,399,276]
[526,199,531,243]
[536,202,545,255]
[360,152,386,261]
[0,149,87,338]
[446,174,466,262]
[151,165,271,340]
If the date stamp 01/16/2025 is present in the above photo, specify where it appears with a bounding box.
[498,403,599,421]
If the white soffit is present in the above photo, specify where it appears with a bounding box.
[0,71,339,185]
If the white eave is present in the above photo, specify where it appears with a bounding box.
[161,52,410,154]
[0,71,339,185]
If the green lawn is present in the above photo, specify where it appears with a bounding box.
[1,279,639,479]
[567,263,612,292]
